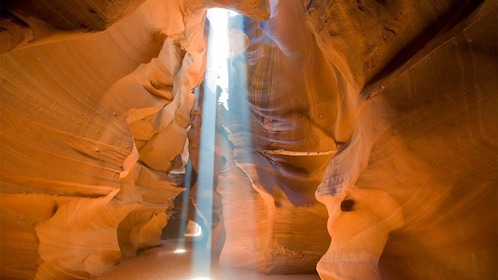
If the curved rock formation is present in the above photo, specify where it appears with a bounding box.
[0,0,496,279]
[308,1,497,279]
[1,0,203,278]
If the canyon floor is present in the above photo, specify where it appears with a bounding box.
[97,238,320,280]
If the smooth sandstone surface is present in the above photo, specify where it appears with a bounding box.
[0,0,496,279]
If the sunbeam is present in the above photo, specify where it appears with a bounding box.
[190,7,231,278]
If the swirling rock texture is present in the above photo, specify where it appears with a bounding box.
[1,0,203,278]
[0,0,496,280]
[306,0,497,279]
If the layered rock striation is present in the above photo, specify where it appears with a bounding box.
[0,0,496,279]
[1,0,205,278]
[306,0,497,279]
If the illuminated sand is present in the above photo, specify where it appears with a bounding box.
[97,239,320,280]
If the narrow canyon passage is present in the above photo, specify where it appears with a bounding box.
[0,0,496,279]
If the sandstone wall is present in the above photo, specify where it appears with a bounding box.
[0,0,496,279]
[1,0,206,278]
[306,0,497,279]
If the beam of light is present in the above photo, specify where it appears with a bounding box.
[174,155,193,251]
[214,9,262,273]
[191,7,231,278]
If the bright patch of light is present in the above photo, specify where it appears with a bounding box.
[190,277,211,280]
[206,8,230,110]
[184,220,202,237]
[173,248,186,254]
[191,8,232,278]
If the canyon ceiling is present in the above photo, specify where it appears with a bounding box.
[0,0,496,279]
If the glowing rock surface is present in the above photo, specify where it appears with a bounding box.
[0,0,496,279]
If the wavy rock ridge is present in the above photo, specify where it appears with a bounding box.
[0,0,496,279]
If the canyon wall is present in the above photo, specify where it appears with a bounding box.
[306,0,497,279]
[1,0,206,278]
[0,0,496,279]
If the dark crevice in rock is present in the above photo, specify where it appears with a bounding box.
[366,0,484,87]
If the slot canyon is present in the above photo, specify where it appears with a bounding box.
[0,0,496,279]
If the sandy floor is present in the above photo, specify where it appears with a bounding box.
[97,239,321,280]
